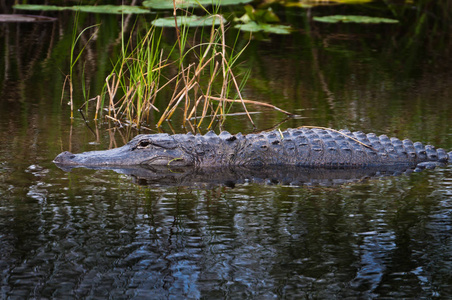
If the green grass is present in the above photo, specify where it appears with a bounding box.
[66,3,292,129]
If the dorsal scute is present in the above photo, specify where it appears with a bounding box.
[219,131,232,139]
[205,131,217,137]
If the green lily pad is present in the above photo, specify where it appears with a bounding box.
[313,15,399,24]
[240,5,280,23]
[13,4,151,14]
[143,0,252,10]
[76,5,151,14]
[285,0,372,7]
[13,5,65,11]
[152,15,226,27]
[332,0,372,3]
[235,21,291,34]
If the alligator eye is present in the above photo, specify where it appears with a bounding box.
[138,140,151,148]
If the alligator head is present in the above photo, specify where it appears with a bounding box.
[53,133,194,168]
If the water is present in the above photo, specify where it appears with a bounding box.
[2,168,452,298]
[1,3,452,299]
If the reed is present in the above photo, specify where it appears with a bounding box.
[64,11,99,119]
[73,4,292,129]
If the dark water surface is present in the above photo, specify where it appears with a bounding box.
[1,3,452,299]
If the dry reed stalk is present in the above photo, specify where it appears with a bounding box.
[206,96,294,116]
[206,98,223,130]
[106,114,123,125]
[94,95,101,120]
[219,16,228,118]
[125,86,139,121]
[200,62,220,124]
[187,60,220,123]
[141,82,160,121]
[188,95,204,122]
[105,73,119,119]
[185,118,196,133]
[220,54,255,127]
[167,80,198,120]
[156,63,195,126]
[299,126,375,150]
[182,64,192,124]
[190,111,261,120]
[113,82,137,120]
[156,54,220,127]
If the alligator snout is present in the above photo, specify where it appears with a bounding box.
[53,151,76,164]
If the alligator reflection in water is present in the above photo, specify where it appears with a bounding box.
[54,164,443,187]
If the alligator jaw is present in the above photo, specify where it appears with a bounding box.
[52,142,148,167]
[53,143,192,169]
[53,149,129,167]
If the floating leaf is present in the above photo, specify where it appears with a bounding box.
[235,22,261,32]
[152,15,226,27]
[261,24,291,34]
[143,0,252,10]
[333,0,372,3]
[240,5,280,23]
[13,4,151,14]
[13,5,65,11]
[0,14,57,22]
[235,21,291,34]
[285,0,371,7]
[313,15,399,24]
[75,5,151,14]
[257,7,280,23]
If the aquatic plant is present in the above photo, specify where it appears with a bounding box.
[85,3,291,130]
[313,15,398,24]
[64,12,99,119]
[234,5,292,34]
[13,4,152,14]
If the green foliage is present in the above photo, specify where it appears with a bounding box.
[67,12,99,118]
[142,0,253,10]
[152,15,226,27]
[274,0,372,8]
[234,5,291,34]
[235,22,291,34]
[79,13,259,129]
[313,15,399,24]
[13,4,151,14]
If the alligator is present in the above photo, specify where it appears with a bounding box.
[53,127,451,170]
